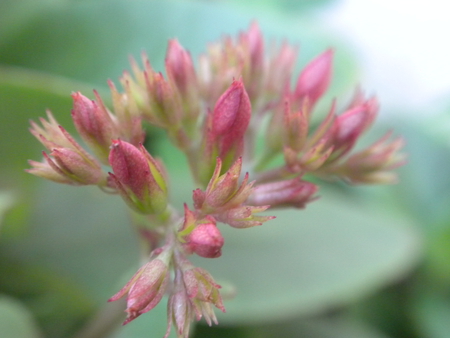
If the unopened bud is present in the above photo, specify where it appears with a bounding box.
[217,205,275,228]
[108,248,172,325]
[294,49,333,108]
[108,140,168,214]
[182,266,225,312]
[195,157,254,214]
[184,218,224,258]
[166,39,197,95]
[248,178,318,208]
[71,91,119,164]
[211,79,251,160]
[47,148,104,185]
[330,97,378,160]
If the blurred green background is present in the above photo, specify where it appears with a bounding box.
[1,0,449,337]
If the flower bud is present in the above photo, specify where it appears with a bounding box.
[205,79,251,168]
[246,21,264,75]
[248,178,318,209]
[283,99,309,152]
[294,49,333,108]
[108,248,172,324]
[331,132,406,184]
[328,97,378,161]
[108,80,145,146]
[216,205,275,228]
[46,148,104,185]
[27,158,77,185]
[195,157,254,214]
[182,267,225,312]
[166,39,197,96]
[184,219,224,258]
[265,41,298,99]
[30,111,78,151]
[71,91,119,164]
[165,282,194,338]
[108,140,168,214]
[28,114,106,185]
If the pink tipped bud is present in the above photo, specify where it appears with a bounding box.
[197,157,254,214]
[328,97,378,161]
[294,49,333,107]
[182,267,225,312]
[108,140,168,214]
[333,98,378,150]
[283,99,309,152]
[71,91,118,163]
[48,148,104,185]
[108,80,145,146]
[29,111,80,151]
[216,205,275,228]
[334,132,406,184]
[266,42,298,95]
[248,178,318,209]
[246,22,264,71]
[165,286,194,338]
[26,159,77,185]
[184,219,224,258]
[211,79,251,158]
[166,39,197,95]
[109,248,171,325]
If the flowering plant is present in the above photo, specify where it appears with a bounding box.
[27,22,404,338]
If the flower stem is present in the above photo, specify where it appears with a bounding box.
[71,298,126,338]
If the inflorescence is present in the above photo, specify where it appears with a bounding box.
[27,22,405,338]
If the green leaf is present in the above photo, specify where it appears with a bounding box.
[112,299,177,338]
[254,315,391,338]
[0,191,15,232]
[386,120,450,230]
[190,192,421,325]
[193,314,391,338]
[0,295,42,338]
[411,290,450,338]
[0,65,101,184]
[0,257,96,338]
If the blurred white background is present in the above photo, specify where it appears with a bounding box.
[322,0,450,116]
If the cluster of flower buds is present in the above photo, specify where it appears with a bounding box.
[27,21,405,338]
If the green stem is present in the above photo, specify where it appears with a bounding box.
[71,298,126,338]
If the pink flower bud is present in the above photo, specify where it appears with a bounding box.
[166,39,197,95]
[47,147,104,185]
[26,158,76,185]
[294,49,333,108]
[108,140,168,214]
[246,21,264,72]
[283,99,309,152]
[108,249,171,325]
[108,80,145,146]
[266,41,298,95]
[71,91,118,164]
[239,22,265,100]
[333,132,406,184]
[165,286,194,338]
[216,205,275,228]
[29,111,79,151]
[28,114,106,185]
[196,157,254,214]
[248,178,318,209]
[211,79,251,159]
[331,98,378,157]
[182,267,225,315]
[145,71,182,126]
[184,219,224,258]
